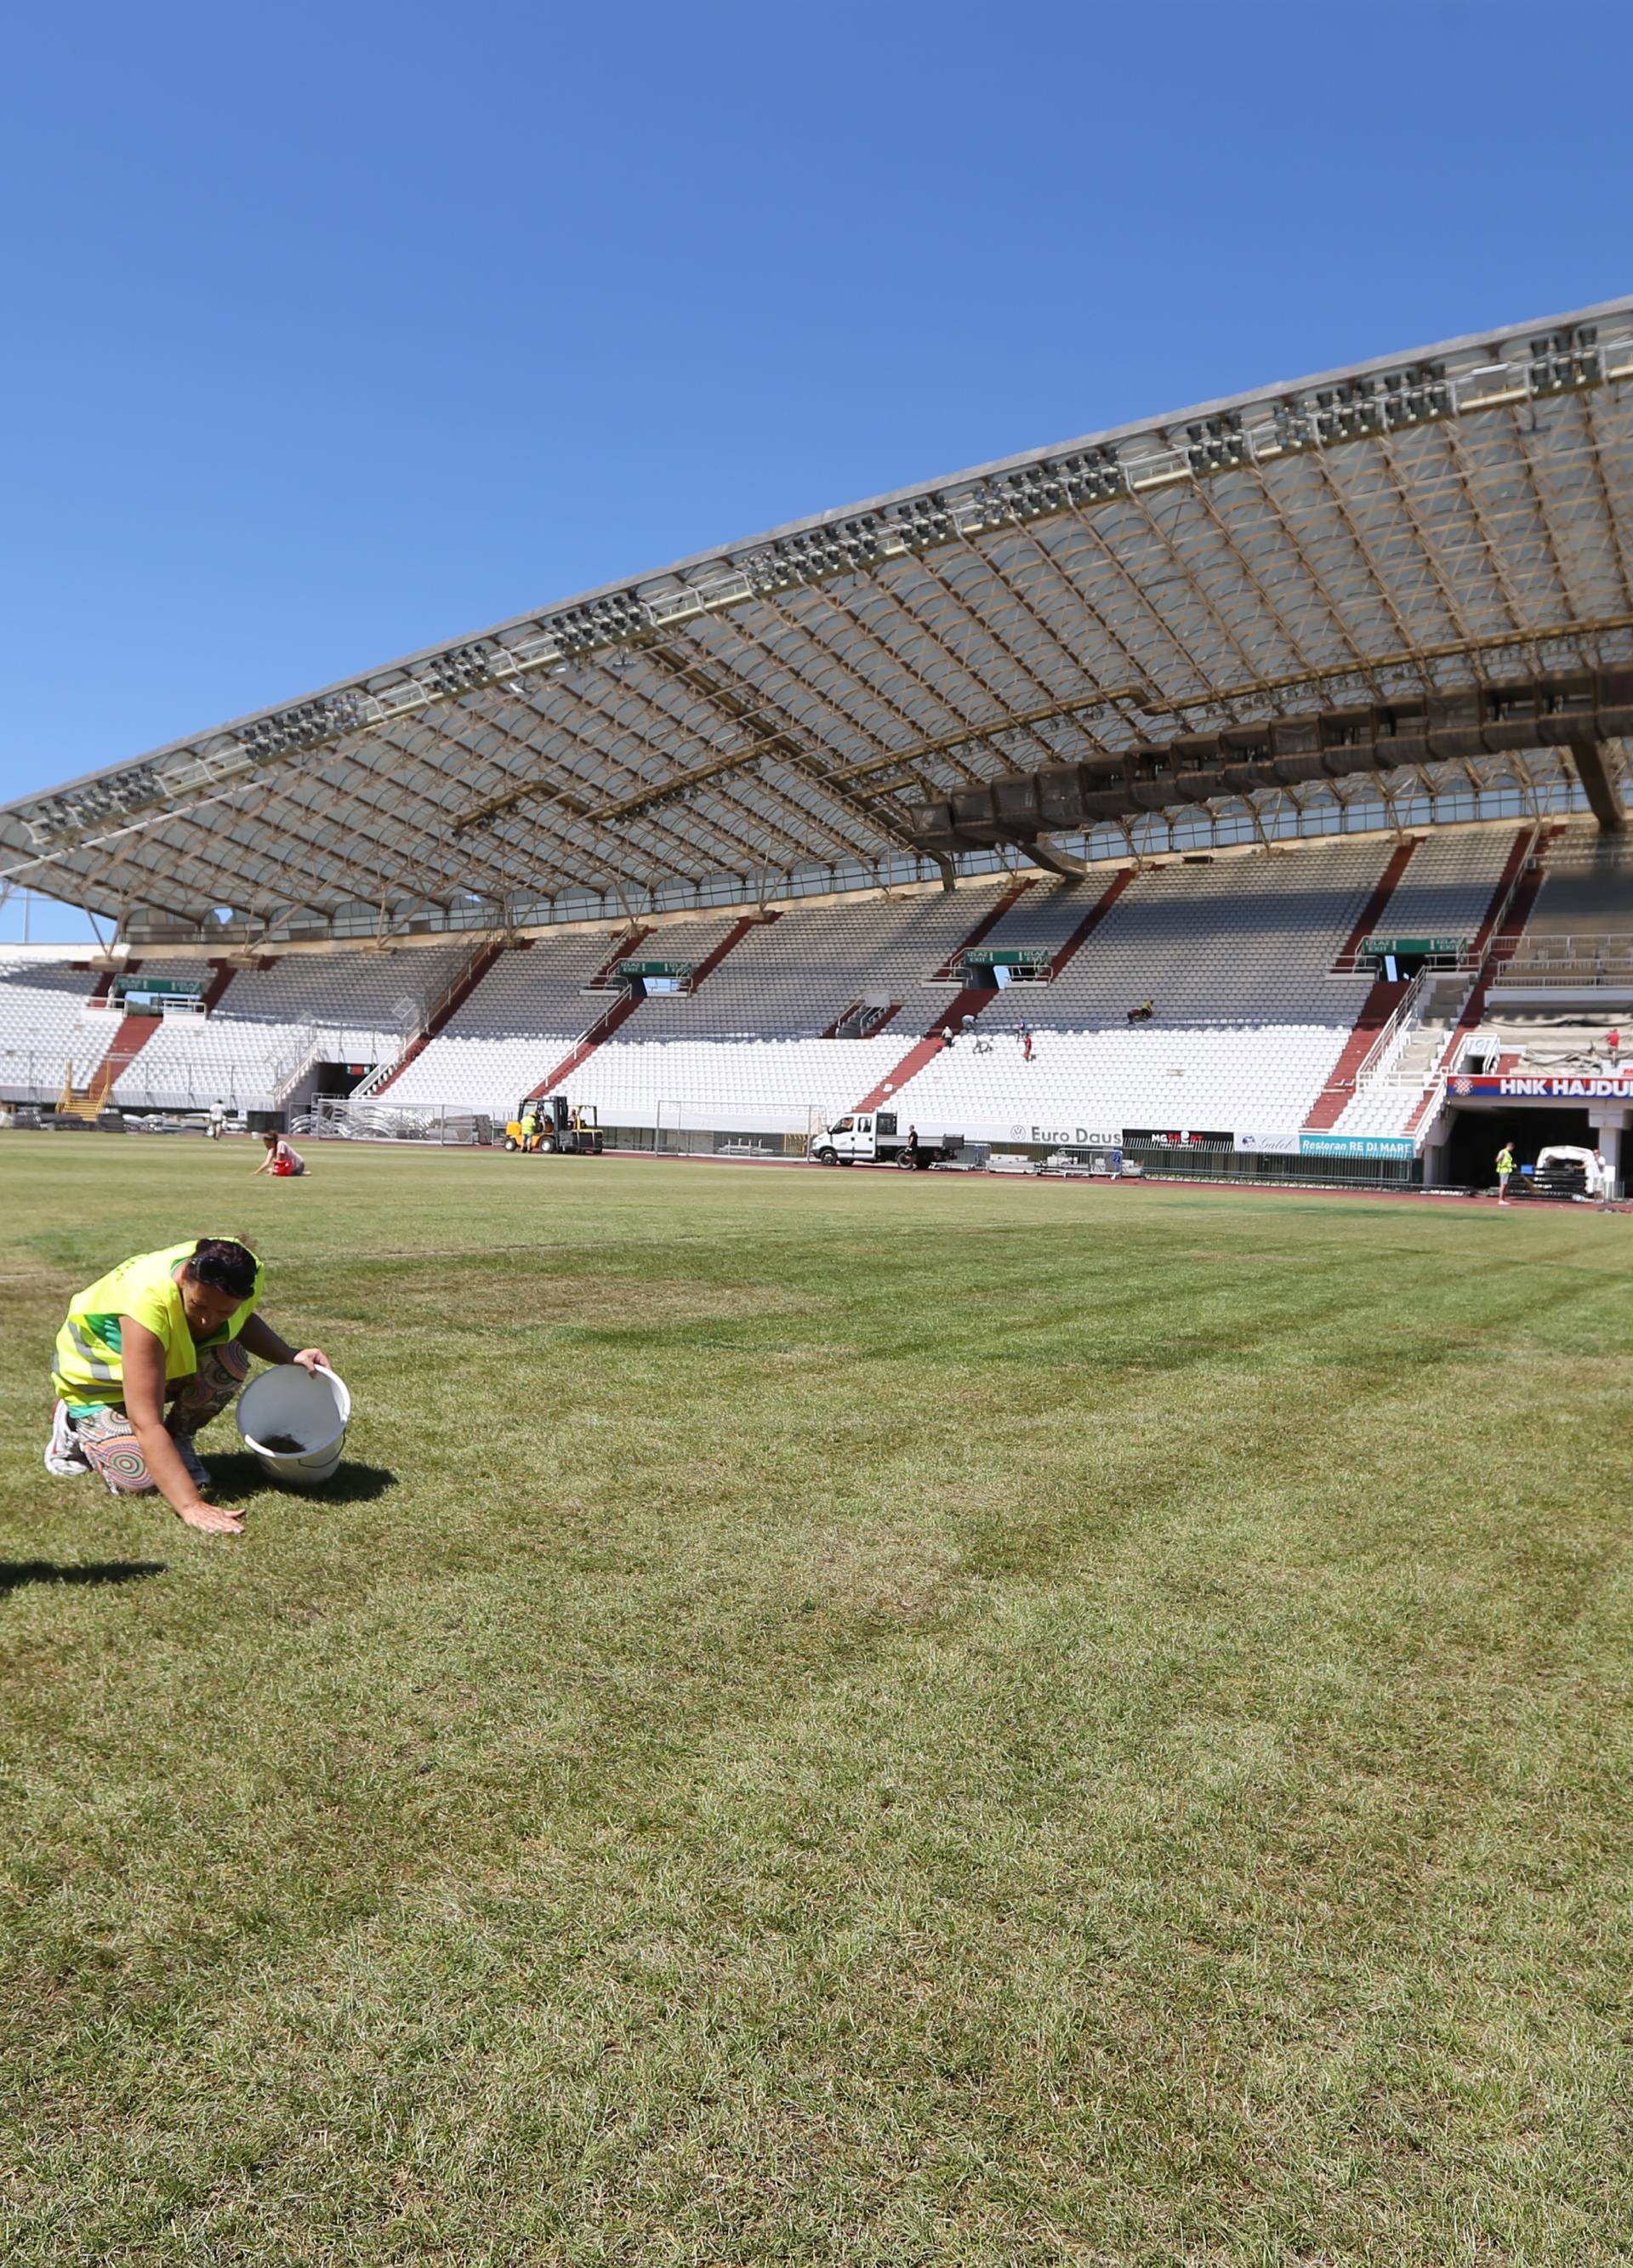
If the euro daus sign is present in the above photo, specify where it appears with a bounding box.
[1019,1125,1119,1147]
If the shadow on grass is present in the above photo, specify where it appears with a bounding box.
[1,1559,166,1597]
[205,1453,400,1506]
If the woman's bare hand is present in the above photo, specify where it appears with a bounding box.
[174,1500,247,1535]
[292,1348,331,1374]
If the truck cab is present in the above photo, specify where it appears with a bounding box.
[814,1113,875,1165]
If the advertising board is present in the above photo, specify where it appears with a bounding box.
[1299,1134,1418,1159]
[1123,1129,1235,1151]
[1447,1074,1633,1101]
[1006,1123,1119,1147]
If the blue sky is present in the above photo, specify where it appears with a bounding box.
[3,0,1629,939]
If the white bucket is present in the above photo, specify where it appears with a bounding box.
[236,1363,351,1487]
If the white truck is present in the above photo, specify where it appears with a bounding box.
[812,1109,970,1169]
[1518,1143,1606,1200]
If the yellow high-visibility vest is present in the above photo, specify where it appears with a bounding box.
[54,1238,264,1408]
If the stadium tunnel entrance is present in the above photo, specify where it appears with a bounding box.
[1440,1104,1596,1187]
[313,1060,374,1099]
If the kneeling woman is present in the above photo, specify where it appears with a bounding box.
[46,1236,330,1534]
[254,1131,309,1177]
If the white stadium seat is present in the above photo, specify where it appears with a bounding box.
[0,826,1605,1147]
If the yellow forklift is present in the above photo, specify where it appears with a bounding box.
[502,1095,605,1154]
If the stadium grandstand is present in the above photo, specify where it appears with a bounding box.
[4,297,1632,1189]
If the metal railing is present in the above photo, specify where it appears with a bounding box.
[1332,828,1546,1110]
[1349,966,1434,1092]
[1400,829,1547,1097]
[1496,931,1633,983]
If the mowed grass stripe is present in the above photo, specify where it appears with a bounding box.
[0,1137,1629,2264]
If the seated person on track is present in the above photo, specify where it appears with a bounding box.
[44,1235,330,1534]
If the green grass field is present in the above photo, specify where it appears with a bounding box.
[2,1135,1630,2265]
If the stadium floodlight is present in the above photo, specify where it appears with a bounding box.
[1530,325,1601,396]
[1184,413,1249,475]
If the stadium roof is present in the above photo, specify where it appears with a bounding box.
[5,294,1633,938]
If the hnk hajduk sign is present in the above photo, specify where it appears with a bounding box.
[1448,1074,1633,1101]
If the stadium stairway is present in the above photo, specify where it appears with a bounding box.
[1331,839,1419,971]
[852,985,993,1112]
[1045,866,1136,977]
[1405,823,1562,1132]
[531,989,645,1097]
[1303,832,1533,1131]
[372,942,508,1097]
[54,955,138,1105]
[585,926,652,990]
[530,915,775,1098]
[927,882,1035,978]
[850,874,1132,1112]
[87,959,236,1103]
[1301,977,1410,1130]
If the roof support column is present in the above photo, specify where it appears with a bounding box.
[1588,1109,1629,1199]
[1563,732,1626,833]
